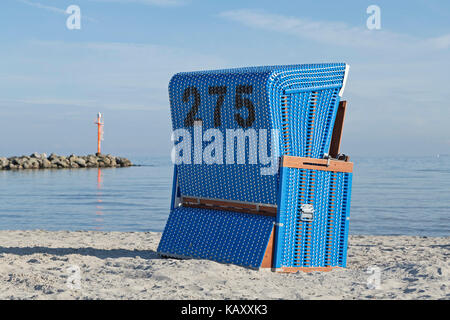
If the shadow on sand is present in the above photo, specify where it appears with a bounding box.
[0,246,161,260]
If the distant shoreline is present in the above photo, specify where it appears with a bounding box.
[0,153,133,170]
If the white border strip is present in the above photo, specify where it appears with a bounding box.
[338,64,350,97]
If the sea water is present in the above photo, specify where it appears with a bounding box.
[0,155,448,236]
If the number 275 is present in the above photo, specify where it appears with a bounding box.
[182,85,255,128]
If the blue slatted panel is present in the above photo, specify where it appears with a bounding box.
[157,207,275,269]
[275,168,352,268]
[277,88,341,158]
[339,173,352,267]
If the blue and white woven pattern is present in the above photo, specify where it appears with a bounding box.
[275,168,352,268]
[157,207,275,269]
[278,89,341,158]
[169,63,347,204]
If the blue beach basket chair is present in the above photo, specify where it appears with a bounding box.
[157,63,353,271]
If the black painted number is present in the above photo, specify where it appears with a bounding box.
[183,86,201,127]
[208,86,227,127]
[182,85,255,128]
[235,85,255,128]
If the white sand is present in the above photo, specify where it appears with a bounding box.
[0,230,448,300]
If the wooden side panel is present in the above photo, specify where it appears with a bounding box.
[181,197,277,217]
[282,156,353,173]
[182,203,276,217]
[261,226,275,268]
[329,100,347,158]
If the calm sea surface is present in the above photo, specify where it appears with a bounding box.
[0,156,449,236]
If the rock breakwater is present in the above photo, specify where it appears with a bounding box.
[0,153,133,170]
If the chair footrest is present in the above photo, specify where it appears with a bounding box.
[157,207,275,269]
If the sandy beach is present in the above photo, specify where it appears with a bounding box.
[0,230,448,300]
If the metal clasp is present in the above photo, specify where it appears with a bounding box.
[323,153,331,167]
[300,204,315,222]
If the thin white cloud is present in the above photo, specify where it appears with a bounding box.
[1,40,226,111]
[29,39,225,72]
[219,9,450,50]
[89,0,186,7]
[17,0,66,14]
[4,97,158,111]
[16,0,97,22]
[428,34,450,49]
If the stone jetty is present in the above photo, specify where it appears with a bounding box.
[0,153,132,170]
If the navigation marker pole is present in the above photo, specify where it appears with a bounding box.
[95,113,104,155]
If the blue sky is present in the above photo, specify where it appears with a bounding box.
[0,0,449,157]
